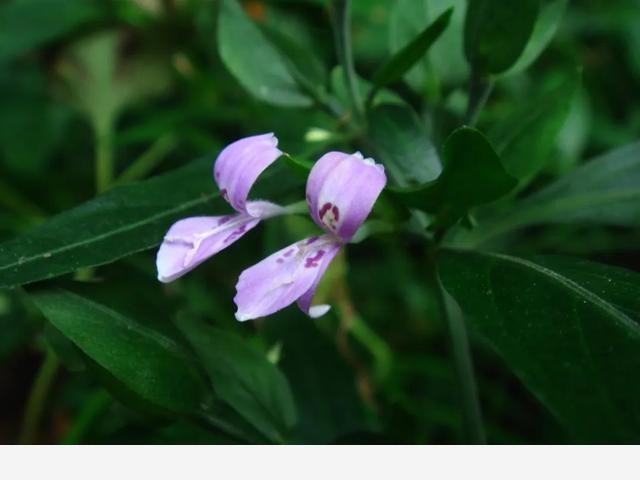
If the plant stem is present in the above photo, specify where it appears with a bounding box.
[19,348,60,444]
[436,270,486,444]
[114,133,178,185]
[61,390,112,444]
[331,0,364,122]
[464,69,493,126]
[95,119,115,194]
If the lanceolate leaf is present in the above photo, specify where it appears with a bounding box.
[217,0,311,107]
[490,69,579,182]
[439,250,640,442]
[260,25,328,98]
[389,0,468,87]
[455,141,640,246]
[0,159,300,289]
[506,0,569,75]
[371,7,453,97]
[263,313,371,444]
[367,103,441,187]
[391,127,516,222]
[464,0,540,74]
[31,289,207,414]
[177,316,297,444]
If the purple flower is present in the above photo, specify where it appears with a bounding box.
[156,133,284,282]
[234,151,386,321]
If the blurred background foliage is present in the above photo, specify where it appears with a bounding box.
[0,0,639,444]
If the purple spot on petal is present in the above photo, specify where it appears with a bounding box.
[218,216,232,226]
[223,224,248,244]
[319,202,331,220]
[319,202,339,231]
[283,249,295,257]
[304,249,325,268]
[276,258,284,264]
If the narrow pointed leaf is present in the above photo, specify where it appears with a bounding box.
[392,127,516,221]
[367,103,441,187]
[489,69,579,182]
[506,0,569,75]
[177,316,297,444]
[371,7,453,96]
[263,313,371,444]
[31,289,207,414]
[0,158,300,289]
[456,141,640,246]
[464,0,540,74]
[439,250,640,442]
[217,0,311,107]
[389,0,468,87]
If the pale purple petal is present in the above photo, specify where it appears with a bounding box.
[157,214,259,283]
[234,234,341,321]
[307,151,387,241]
[296,243,341,318]
[244,200,286,218]
[214,133,282,214]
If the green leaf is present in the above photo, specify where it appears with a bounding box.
[391,127,517,222]
[217,0,312,107]
[367,103,441,187]
[31,289,207,414]
[456,141,640,246]
[489,69,579,182]
[506,0,569,75]
[331,66,403,111]
[389,0,468,88]
[464,0,540,74]
[263,313,372,444]
[0,158,301,289]
[439,250,640,442]
[371,7,453,96]
[260,25,328,97]
[0,0,103,63]
[177,316,297,444]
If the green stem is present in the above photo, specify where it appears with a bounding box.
[350,316,393,382]
[61,390,112,444]
[19,348,60,444]
[95,120,115,194]
[464,69,493,126]
[331,0,364,122]
[114,134,178,185]
[436,269,486,444]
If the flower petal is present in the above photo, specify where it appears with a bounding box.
[214,133,283,214]
[307,151,386,241]
[234,234,341,321]
[157,214,259,283]
[296,243,341,318]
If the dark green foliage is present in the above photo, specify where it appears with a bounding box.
[439,251,640,442]
[0,0,638,446]
[464,0,540,74]
[391,127,517,224]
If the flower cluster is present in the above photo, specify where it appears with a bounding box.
[157,133,386,321]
